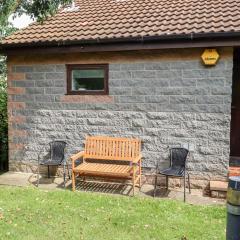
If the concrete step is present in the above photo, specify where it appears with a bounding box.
[210,180,228,199]
[210,181,228,192]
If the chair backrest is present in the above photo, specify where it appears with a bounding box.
[84,136,141,161]
[170,148,189,167]
[49,141,67,163]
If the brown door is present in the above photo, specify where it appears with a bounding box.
[230,48,240,165]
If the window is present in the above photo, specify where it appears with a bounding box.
[66,64,109,95]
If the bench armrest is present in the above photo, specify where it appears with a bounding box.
[71,151,85,168]
[132,154,142,164]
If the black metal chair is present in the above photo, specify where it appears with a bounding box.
[37,140,70,188]
[153,147,191,202]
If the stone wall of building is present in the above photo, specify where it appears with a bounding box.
[7,48,233,186]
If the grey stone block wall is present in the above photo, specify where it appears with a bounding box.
[10,57,233,180]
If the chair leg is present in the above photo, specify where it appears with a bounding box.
[63,164,66,188]
[66,163,71,179]
[72,171,76,191]
[188,173,191,194]
[166,176,169,191]
[184,174,186,202]
[153,174,158,197]
[37,163,40,187]
[47,165,50,178]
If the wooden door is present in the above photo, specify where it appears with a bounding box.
[230,48,240,165]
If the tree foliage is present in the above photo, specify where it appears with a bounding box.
[0,24,13,152]
[0,21,16,150]
[0,65,7,146]
[0,0,72,26]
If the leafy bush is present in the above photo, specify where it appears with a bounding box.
[0,55,8,167]
[0,63,7,145]
[0,24,15,167]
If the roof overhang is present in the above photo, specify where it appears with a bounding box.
[1,32,240,55]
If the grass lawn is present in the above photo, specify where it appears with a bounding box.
[0,186,225,240]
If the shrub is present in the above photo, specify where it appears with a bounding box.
[0,24,14,168]
[0,56,8,168]
[0,66,7,145]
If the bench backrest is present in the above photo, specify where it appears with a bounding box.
[84,136,141,161]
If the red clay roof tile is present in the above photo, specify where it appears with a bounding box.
[2,0,240,46]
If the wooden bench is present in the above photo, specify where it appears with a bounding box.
[71,136,142,195]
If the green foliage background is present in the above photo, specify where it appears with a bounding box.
[0,24,14,167]
[0,10,15,150]
[0,0,72,25]
[0,56,7,146]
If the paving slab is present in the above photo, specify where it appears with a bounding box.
[29,174,225,205]
[0,172,32,187]
[0,171,226,205]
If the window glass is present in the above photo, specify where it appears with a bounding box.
[67,64,108,95]
[72,69,105,91]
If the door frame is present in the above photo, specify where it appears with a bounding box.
[230,47,240,166]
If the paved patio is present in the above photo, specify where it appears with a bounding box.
[0,171,225,205]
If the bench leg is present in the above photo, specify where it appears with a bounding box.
[72,171,76,191]
[132,165,136,196]
[139,160,142,188]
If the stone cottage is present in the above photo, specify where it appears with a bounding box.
[1,0,240,190]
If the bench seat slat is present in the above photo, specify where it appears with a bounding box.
[74,162,132,177]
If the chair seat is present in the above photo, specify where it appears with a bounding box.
[73,162,132,178]
[160,166,184,177]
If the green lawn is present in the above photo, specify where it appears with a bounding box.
[0,186,225,240]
